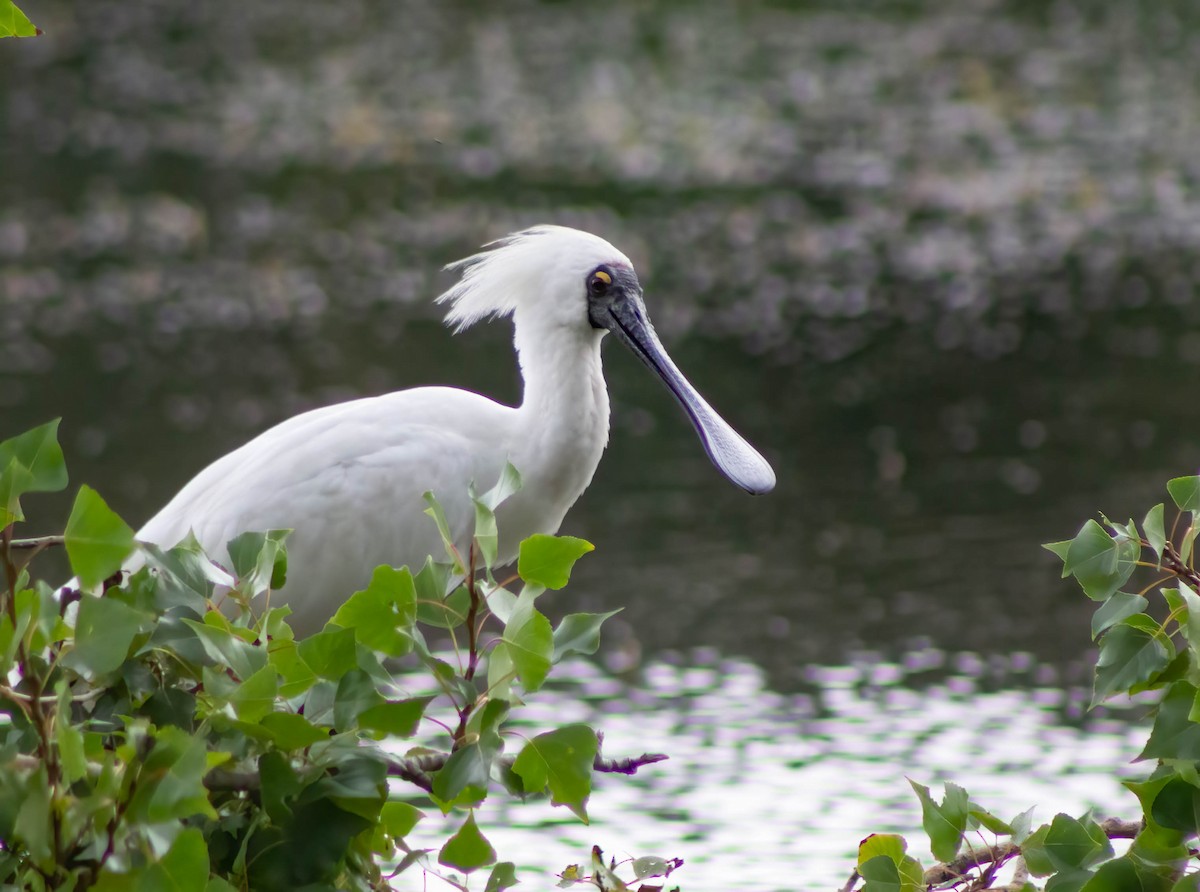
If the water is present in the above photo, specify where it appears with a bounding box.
[403,653,1144,890]
[3,0,1199,886]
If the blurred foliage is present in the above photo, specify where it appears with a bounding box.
[846,477,1200,890]
[0,421,678,890]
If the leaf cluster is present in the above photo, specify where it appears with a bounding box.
[0,421,678,891]
[845,477,1200,891]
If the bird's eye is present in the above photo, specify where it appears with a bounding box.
[588,269,612,297]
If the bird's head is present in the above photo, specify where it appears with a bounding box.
[439,226,776,495]
[438,225,639,335]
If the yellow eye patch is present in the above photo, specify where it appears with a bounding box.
[593,270,612,285]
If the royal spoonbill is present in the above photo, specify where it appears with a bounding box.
[135,225,775,632]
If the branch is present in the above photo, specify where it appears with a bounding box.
[200,748,669,798]
[593,751,669,775]
[842,818,1145,892]
[923,842,1018,886]
[1161,541,1200,592]
[7,535,65,550]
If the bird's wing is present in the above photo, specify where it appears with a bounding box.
[136,388,516,622]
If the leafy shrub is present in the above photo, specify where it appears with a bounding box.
[843,477,1200,891]
[0,420,679,891]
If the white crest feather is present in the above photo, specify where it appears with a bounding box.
[437,225,629,332]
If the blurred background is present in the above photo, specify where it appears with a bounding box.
[2,1,1199,887]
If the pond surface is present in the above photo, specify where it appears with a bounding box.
[3,0,1200,886]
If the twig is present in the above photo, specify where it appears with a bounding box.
[924,842,1018,886]
[592,751,669,774]
[200,747,670,797]
[7,535,65,550]
[923,817,1144,886]
[838,869,859,892]
[1162,541,1200,592]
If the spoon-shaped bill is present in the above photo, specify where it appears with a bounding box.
[599,294,776,495]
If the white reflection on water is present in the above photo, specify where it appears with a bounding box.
[401,653,1145,891]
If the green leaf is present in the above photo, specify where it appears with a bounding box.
[1092,593,1149,639]
[908,780,969,862]
[858,833,906,868]
[502,592,553,692]
[64,595,148,678]
[258,712,330,750]
[259,751,301,823]
[416,584,471,630]
[0,420,66,524]
[511,724,597,821]
[140,828,209,892]
[478,462,522,511]
[1044,539,1072,568]
[226,529,289,592]
[1152,778,1200,833]
[381,801,425,839]
[1021,814,1114,877]
[1145,503,1167,560]
[470,464,524,567]
[14,766,51,864]
[1093,615,1172,706]
[1170,585,1200,657]
[0,0,39,37]
[423,492,461,569]
[331,565,418,656]
[298,627,358,680]
[127,727,217,822]
[1183,525,1200,567]
[517,534,594,590]
[471,487,500,568]
[268,641,318,698]
[333,668,385,731]
[143,534,233,605]
[230,665,278,722]
[431,742,493,812]
[1168,478,1200,512]
[314,756,387,821]
[969,804,1013,836]
[485,861,519,892]
[1137,681,1200,758]
[1064,520,1139,601]
[64,486,136,588]
[55,711,88,785]
[488,642,516,701]
[857,851,923,892]
[1079,855,1174,892]
[552,610,622,663]
[414,556,452,601]
[439,812,496,873]
[1010,806,1036,842]
[632,856,672,879]
[1129,818,1189,867]
[182,617,267,680]
[358,697,434,737]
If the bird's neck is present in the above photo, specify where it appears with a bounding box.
[511,316,610,490]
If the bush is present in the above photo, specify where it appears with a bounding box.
[843,477,1200,891]
[0,420,680,891]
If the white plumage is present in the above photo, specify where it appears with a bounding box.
[135,226,774,632]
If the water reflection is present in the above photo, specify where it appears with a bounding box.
[404,651,1142,890]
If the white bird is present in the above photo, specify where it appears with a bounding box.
[136,226,775,632]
